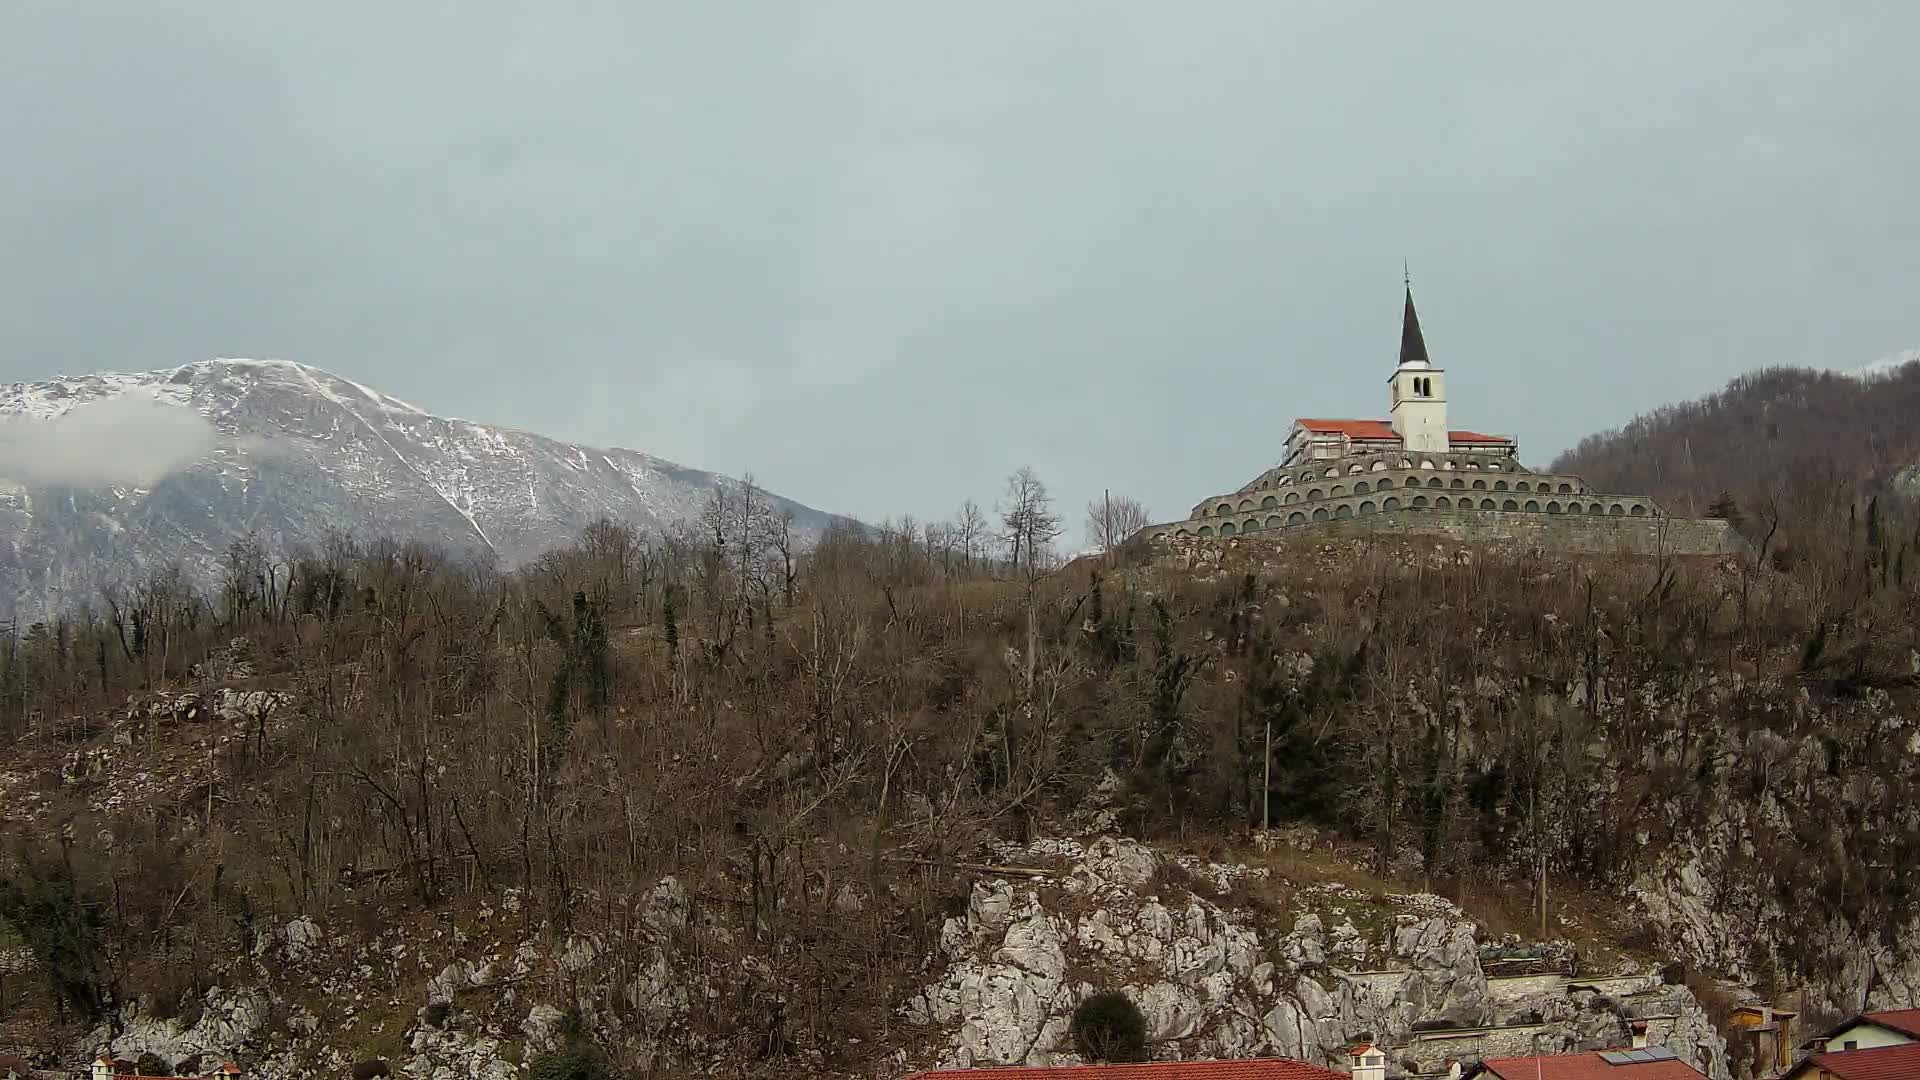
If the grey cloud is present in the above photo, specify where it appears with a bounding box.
[0,396,217,488]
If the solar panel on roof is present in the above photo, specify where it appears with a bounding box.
[1599,1052,1630,1064]
[1643,1047,1677,1061]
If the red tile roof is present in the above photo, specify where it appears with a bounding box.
[903,1059,1344,1080]
[1861,1008,1920,1038]
[1292,419,1513,446]
[1480,1050,1706,1080]
[1295,418,1400,439]
[1802,1042,1920,1079]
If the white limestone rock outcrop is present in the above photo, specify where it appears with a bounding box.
[906,837,1728,1079]
[97,987,270,1072]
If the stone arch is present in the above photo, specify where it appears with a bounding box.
[1399,457,1413,468]
[1558,483,1573,494]
[1472,479,1487,490]
[1262,495,1278,508]
[1420,459,1436,469]
[1514,481,1530,492]
[1547,501,1562,514]
[1427,477,1443,488]
[1175,529,1192,538]
[1590,502,1604,515]
[1436,496,1452,508]
[1331,484,1346,497]
[1525,499,1541,512]
[1451,478,1466,489]
[1494,480,1509,491]
[1198,525,1214,537]
[1503,499,1519,511]
[1412,495,1429,508]
[1480,498,1496,510]
[1348,463,1364,474]
[1308,489,1323,501]
[1278,475,1291,486]
[1220,522,1236,536]
[1288,511,1307,526]
[1312,508,1329,522]
[1359,500,1377,515]
[1488,462,1504,471]
[1609,504,1625,516]
[1630,504,1648,517]
[1217,503,1232,516]
[1377,476,1394,489]
[1383,496,1401,511]
[1244,518,1261,532]
[1370,460,1388,471]
[1355,480,1371,494]
[1335,504,1353,518]
[1284,491,1300,505]
[1240,499,1254,511]
[1266,515,1284,529]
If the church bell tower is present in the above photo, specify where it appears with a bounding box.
[1389,281,1449,454]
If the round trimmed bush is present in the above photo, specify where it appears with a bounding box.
[1072,991,1148,1063]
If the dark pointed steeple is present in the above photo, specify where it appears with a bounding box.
[1398,280,1431,370]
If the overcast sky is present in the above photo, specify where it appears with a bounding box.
[3,3,1917,536]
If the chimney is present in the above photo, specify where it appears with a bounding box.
[1350,1043,1387,1080]
[1630,1020,1649,1050]
[91,1058,115,1080]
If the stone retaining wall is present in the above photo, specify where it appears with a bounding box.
[1304,507,1747,556]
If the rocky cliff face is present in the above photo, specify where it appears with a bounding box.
[0,359,836,620]
[906,837,1729,1079]
[46,835,1735,1080]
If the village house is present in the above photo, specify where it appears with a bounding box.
[1800,1008,1920,1054]
[1781,1040,1920,1079]
[901,1057,1346,1080]
[1463,1047,1707,1080]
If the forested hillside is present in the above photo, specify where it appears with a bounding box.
[0,454,1918,1076]
[1552,361,1920,563]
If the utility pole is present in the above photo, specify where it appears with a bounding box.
[1539,851,1548,939]
[1262,720,1272,833]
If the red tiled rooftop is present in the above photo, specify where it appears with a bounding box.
[1860,1008,1920,1038]
[1478,1050,1705,1080]
[903,1059,1344,1080]
[1447,429,1514,444]
[1805,1041,1920,1079]
[1295,418,1400,439]
[1292,418,1513,445]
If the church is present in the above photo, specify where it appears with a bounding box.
[1134,286,1743,556]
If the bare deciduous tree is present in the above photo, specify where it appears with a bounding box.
[954,499,989,569]
[1084,493,1151,553]
[999,466,1062,580]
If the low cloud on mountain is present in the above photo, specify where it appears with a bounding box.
[0,393,217,488]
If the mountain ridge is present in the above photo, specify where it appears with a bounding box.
[0,358,838,621]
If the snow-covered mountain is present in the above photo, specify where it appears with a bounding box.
[0,358,838,621]
[1845,347,1920,379]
